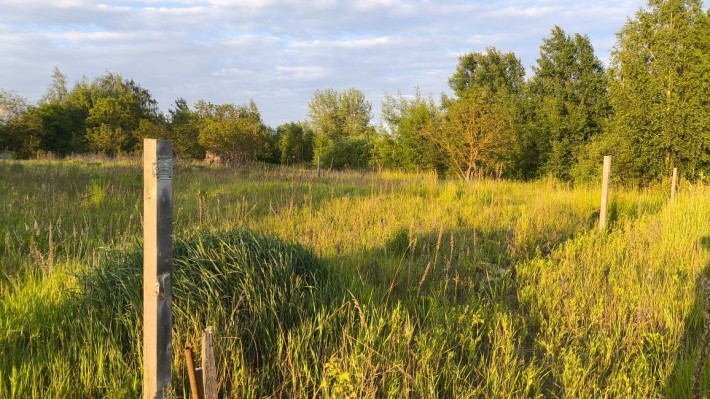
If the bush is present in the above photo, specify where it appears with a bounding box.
[319,138,372,170]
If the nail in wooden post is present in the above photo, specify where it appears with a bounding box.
[143,139,173,399]
[599,155,611,231]
[671,167,678,201]
[202,327,218,399]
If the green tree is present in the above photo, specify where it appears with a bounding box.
[307,88,372,161]
[0,90,29,122]
[378,89,443,172]
[448,47,526,97]
[196,100,269,164]
[1,108,44,158]
[608,0,709,183]
[0,91,70,158]
[277,122,314,165]
[33,102,76,155]
[528,26,610,181]
[434,91,516,180]
[41,67,68,104]
[319,137,372,170]
[442,48,524,179]
[132,119,170,151]
[82,72,161,155]
[168,98,204,159]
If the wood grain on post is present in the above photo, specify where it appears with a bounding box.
[202,327,218,399]
[671,167,678,201]
[599,155,611,231]
[184,347,201,399]
[143,139,173,399]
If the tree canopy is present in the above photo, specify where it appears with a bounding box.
[607,0,709,183]
[1,1,708,185]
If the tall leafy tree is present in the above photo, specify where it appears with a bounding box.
[448,47,526,97]
[277,122,314,165]
[307,88,372,161]
[608,0,709,183]
[1,107,44,158]
[528,26,610,180]
[434,92,515,180]
[0,90,66,157]
[441,48,524,179]
[168,98,204,159]
[41,67,68,104]
[83,72,161,155]
[196,100,269,164]
[378,89,443,172]
[0,90,29,123]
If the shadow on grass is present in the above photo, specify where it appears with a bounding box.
[89,229,345,397]
[666,236,710,398]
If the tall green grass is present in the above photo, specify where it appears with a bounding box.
[0,159,708,397]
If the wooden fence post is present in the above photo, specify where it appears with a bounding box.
[599,155,611,231]
[671,167,678,201]
[143,139,173,399]
[202,327,218,399]
[317,156,321,179]
[184,347,200,399]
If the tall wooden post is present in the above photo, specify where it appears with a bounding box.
[599,155,611,231]
[671,167,678,201]
[143,139,173,399]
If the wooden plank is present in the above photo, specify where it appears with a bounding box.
[317,156,321,179]
[599,155,611,231]
[202,327,218,399]
[143,139,174,399]
[671,167,678,201]
[185,347,201,399]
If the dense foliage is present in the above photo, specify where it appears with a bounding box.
[0,0,708,183]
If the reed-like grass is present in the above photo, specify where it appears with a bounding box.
[0,159,707,398]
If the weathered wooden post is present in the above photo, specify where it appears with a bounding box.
[202,327,218,399]
[143,139,173,399]
[184,347,200,399]
[671,167,678,201]
[317,156,321,179]
[599,155,611,231]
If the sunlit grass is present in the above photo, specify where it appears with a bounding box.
[0,158,707,398]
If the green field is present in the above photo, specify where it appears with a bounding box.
[1,159,709,398]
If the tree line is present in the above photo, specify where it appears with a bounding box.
[1,0,708,185]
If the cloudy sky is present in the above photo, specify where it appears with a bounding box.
[1,0,647,127]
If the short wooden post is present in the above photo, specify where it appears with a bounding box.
[317,156,321,179]
[671,167,678,201]
[599,155,611,231]
[184,347,201,399]
[143,139,174,399]
[202,327,218,399]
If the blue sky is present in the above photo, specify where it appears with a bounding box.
[1,0,647,126]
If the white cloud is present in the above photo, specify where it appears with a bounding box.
[275,66,327,82]
[45,31,131,42]
[0,0,653,126]
[292,36,395,49]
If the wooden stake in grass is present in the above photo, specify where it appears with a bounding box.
[671,167,678,201]
[202,327,218,399]
[599,155,611,231]
[184,347,201,399]
[143,139,173,399]
[317,156,321,179]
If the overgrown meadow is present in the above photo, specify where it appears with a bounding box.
[1,159,709,398]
